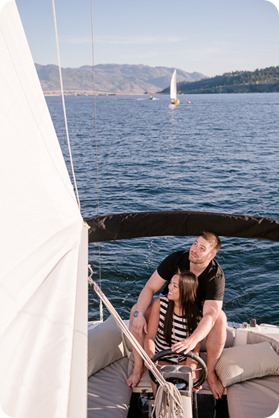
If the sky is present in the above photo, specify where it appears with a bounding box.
[16,0,279,77]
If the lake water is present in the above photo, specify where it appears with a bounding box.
[46,93,279,325]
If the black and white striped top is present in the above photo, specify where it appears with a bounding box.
[154,295,201,364]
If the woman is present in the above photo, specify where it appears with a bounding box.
[144,269,202,395]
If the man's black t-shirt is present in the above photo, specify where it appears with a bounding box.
[157,250,225,306]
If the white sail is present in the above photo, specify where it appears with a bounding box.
[0,1,88,417]
[169,69,180,107]
[170,69,177,101]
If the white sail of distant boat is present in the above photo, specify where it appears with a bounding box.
[169,69,180,108]
[0,1,88,417]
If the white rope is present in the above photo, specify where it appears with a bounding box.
[51,0,80,208]
[90,279,165,385]
[152,384,184,418]
[88,0,104,320]
[89,277,184,416]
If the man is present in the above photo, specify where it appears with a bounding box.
[127,231,227,400]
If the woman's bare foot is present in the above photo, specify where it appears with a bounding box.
[207,371,224,399]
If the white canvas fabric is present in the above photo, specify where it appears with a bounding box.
[0,1,88,417]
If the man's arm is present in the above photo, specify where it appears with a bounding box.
[131,270,166,336]
[135,270,166,312]
[171,300,223,353]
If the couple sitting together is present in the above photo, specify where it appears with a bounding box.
[127,231,226,400]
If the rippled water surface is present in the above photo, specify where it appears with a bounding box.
[47,93,279,325]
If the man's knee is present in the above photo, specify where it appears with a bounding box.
[215,310,227,328]
[207,311,227,342]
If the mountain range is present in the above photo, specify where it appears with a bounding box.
[35,63,207,95]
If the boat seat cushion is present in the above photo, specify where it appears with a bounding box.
[247,330,279,354]
[88,315,126,377]
[227,375,279,418]
[215,342,279,387]
[88,357,132,418]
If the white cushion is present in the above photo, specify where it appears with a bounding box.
[247,331,279,355]
[227,376,279,418]
[215,342,279,387]
[88,316,125,378]
[88,357,132,418]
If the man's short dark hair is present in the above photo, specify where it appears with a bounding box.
[201,231,221,252]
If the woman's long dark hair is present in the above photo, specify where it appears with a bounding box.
[164,269,201,345]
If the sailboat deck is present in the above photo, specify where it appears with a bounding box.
[87,319,279,417]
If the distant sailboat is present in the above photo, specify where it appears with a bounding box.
[168,69,180,108]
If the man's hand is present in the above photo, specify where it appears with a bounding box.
[171,336,197,354]
[131,315,148,337]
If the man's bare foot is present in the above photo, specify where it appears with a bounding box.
[127,368,143,388]
[207,371,224,399]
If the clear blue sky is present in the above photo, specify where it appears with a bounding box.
[16,0,279,77]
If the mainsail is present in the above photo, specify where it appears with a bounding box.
[0,1,88,417]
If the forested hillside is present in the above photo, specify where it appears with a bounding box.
[161,66,279,94]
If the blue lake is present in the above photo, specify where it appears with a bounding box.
[47,93,279,325]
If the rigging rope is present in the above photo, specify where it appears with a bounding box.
[51,0,81,209]
[152,385,184,418]
[89,0,104,321]
[88,273,184,417]
[52,0,104,319]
